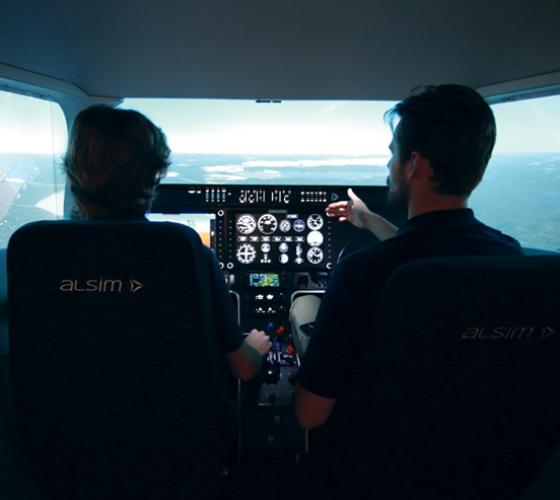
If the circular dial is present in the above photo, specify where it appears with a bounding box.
[307,214,324,230]
[307,247,324,264]
[307,230,324,247]
[293,219,306,233]
[279,219,291,233]
[258,214,278,235]
[236,243,257,264]
[237,214,257,235]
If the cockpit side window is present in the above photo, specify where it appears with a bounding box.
[0,89,67,247]
[470,94,560,252]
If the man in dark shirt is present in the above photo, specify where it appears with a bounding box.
[294,84,522,428]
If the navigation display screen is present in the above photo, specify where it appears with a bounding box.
[147,213,215,248]
[249,273,281,287]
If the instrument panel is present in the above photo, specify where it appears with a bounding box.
[231,211,332,269]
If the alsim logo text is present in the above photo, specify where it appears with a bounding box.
[59,278,144,293]
[461,326,557,340]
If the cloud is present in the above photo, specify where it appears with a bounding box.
[205,173,247,182]
[203,165,245,173]
[251,169,283,179]
[240,157,389,168]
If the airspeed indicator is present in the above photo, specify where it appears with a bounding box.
[237,214,257,234]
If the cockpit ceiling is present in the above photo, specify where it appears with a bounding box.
[0,0,559,100]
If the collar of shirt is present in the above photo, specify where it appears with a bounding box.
[396,208,477,237]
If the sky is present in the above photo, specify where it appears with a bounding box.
[1,90,560,155]
[123,95,560,155]
[0,90,67,154]
[122,99,395,156]
[492,96,560,154]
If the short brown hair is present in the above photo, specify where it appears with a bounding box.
[385,85,496,196]
[64,105,170,218]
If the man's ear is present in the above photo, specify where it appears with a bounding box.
[406,151,419,179]
[408,151,432,180]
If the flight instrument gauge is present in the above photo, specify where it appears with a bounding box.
[237,214,257,235]
[279,219,291,232]
[258,214,278,235]
[307,214,324,230]
[307,247,324,264]
[307,230,324,247]
[293,219,306,233]
[237,243,257,264]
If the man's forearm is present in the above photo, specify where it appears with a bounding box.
[241,340,264,373]
[366,213,398,241]
[295,384,337,429]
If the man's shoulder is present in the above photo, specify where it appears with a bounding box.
[474,221,523,254]
[334,237,410,280]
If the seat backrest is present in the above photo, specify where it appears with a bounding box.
[7,220,229,500]
[345,256,560,499]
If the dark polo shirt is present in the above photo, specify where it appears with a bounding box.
[141,217,243,354]
[296,208,522,399]
[204,244,245,353]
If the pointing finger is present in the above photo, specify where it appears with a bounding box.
[326,202,348,211]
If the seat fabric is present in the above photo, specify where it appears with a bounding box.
[8,220,229,500]
[317,256,560,500]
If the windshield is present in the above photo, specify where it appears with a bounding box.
[120,99,396,186]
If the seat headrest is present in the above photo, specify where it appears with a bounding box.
[377,255,560,344]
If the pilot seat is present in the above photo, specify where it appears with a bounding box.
[7,220,234,500]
